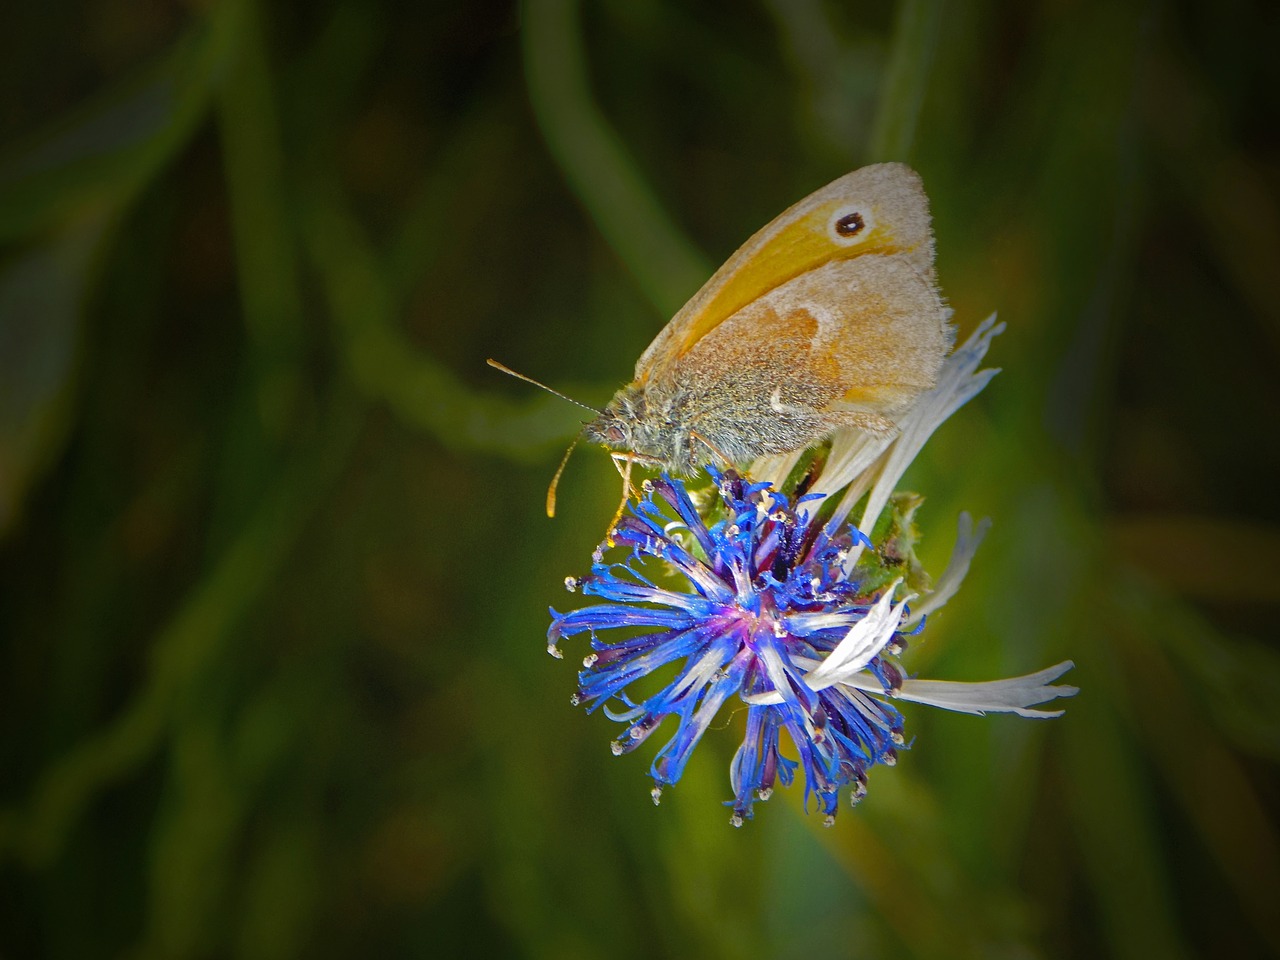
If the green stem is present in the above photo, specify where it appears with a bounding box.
[522,0,709,316]
[868,0,946,163]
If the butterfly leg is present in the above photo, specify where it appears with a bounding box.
[604,452,667,543]
[604,453,637,544]
[689,430,736,472]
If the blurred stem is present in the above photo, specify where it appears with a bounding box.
[0,5,234,241]
[388,99,512,298]
[0,396,362,868]
[215,0,305,438]
[820,810,963,956]
[1116,579,1280,954]
[1063,666,1192,960]
[301,184,586,458]
[1109,514,1280,603]
[1044,3,1146,469]
[522,0,709,316]
[867,0,945,163]
[1144,49,1280,359]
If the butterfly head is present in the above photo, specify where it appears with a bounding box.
[584,383,684,471]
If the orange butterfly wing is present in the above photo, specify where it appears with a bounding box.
[634,163,939,388]
[674,255,951,417]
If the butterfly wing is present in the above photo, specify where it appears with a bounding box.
[634,162,937,384]
[676,255,952,421]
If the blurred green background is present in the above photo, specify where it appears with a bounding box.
[2,0,1278,957]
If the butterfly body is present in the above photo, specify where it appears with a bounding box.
[583,372,837,476]
[585,162,953,475]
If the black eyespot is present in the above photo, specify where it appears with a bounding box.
[834,211,865,237]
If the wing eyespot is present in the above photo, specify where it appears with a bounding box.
[835,212,864,236]
[828,204,876,246]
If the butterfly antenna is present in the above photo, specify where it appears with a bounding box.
[486,359,601,414]
[545,434,582,518]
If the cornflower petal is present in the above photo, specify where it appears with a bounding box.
[803,581,907,689]
[903,512,991,628]
[828,314,1005,570]
[893,661,1080,718]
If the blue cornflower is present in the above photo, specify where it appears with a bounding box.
[548,317,1077,825]
[550,469,910,824]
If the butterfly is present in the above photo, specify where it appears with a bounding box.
[491,162,952,517]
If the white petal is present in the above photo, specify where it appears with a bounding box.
[902,512,991,628]
[741,582,906,707]
[671,645,733,700]
[751,642,797,705]
[838,314,1004,574]
[603,702,645,722]
[784,610,862,636]
[749,449,803,491]
[802,580,907,690]
[806,427,896,502]
[892,660,1079,717]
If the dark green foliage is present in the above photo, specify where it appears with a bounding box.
[1,0,1277,957]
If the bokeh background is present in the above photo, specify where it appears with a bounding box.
[2,0,1278,957]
